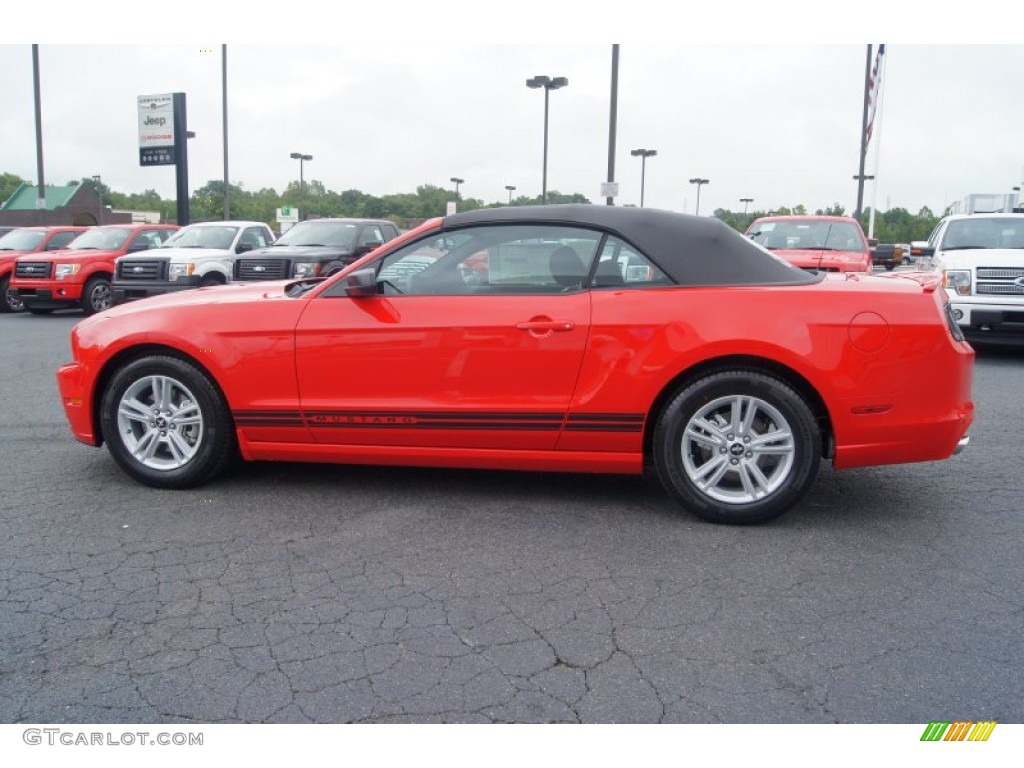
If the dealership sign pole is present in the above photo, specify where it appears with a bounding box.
[138,92,190,226]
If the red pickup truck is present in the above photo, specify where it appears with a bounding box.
[0,226,88,312]
[12,223,177,315]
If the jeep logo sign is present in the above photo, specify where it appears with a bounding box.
[138,93,176,166]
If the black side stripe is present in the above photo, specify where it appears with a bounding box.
[232,410,645,433]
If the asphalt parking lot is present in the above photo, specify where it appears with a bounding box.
[1,309,1021,724]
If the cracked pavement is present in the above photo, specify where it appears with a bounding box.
[1,314,1021,723]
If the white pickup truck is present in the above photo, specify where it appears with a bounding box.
[914,212,1024,344]
[111,220,275,304]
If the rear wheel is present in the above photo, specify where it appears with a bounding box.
[81,275,112,315]
[99,355,237,489]
[1,276,24,312]
[653,371,821,525]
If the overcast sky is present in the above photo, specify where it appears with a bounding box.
[3,4,1022,217]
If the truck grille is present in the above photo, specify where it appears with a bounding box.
[15,261,52,278]
[976,266,1024,296]
[117,259,167,281]
[236,259,288,280]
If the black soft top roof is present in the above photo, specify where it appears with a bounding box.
[443,205,817,286]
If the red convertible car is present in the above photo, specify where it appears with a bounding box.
[57,206,974,524]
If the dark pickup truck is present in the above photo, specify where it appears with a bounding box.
[233,218,400,282]
[868,240,906,271]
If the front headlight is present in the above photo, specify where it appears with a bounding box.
[293,262,317,278]
[55,263,81,280]
[168,263,195,281]
[942,269,972,296]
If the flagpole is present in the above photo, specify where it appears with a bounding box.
[854,45,873,224]
[867,46,886,239]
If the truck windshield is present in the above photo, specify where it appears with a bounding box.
[748,220,866,252]
[274,221,357,248]
[942,218,1024,250]
[163,226,239,250]
[67,228,131,250]
[0,229,46,251]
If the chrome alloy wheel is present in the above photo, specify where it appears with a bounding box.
[90,281,113,312]
[116,375,204,470]
[681,394,795,504]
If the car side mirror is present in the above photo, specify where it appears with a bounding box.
[236,242,254,254]
[866,238,879,248]
[344,267,378,297]
[126,241,149,253]
[909,241,934,258]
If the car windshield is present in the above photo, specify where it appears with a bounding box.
[163,225,239,249]
[748,221,865,252]
[941,218,1024,250]
[67,227,132,250]
[0,229,46,251]
[273,221,357,248]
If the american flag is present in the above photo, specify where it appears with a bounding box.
[865,44,886,145]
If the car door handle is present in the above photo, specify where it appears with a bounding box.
[516,320,575,332]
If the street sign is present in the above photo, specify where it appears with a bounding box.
[601,182,619,198]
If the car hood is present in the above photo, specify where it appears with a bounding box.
[773,248,867,267]
[99,279,297,316]
[242,244,353,259]
[1,249,44,263]
[936,248,1024,269]
[22,248,121,263]
[122,247,234,261]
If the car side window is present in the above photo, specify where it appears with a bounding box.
[132,231,163,249]
[45,232,78,250]
[593,237,672,288]
[241,227,271,249]
[373,225,602,296]
[357,226,385,248]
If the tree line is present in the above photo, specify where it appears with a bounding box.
[1,171,942,242]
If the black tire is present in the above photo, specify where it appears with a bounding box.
[1,276,25,313]
[884,263,896,271]
[81,275,113,315]
[27,307,53,315]
[198,274,224,288]
[653,370,821,525]
[320,261,345,277]
[99,355,238,489]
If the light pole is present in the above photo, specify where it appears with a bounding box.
[740,197,753,216]
[92,175,103,224]
[630,149,657,207]
[852,174,874,224]
[689,178,709,215]
[450,177,464,197]
[526,75,568,204]
[290,152,312,220]
[505,185,516,204]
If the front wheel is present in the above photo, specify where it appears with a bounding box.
[82,275,112,315]
[1,276,25,313]
[99,355,237,488]
[653,371,821,525]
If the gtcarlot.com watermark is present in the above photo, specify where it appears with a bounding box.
[23,728,203,747]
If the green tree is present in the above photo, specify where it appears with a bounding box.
[0,172,25,205]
